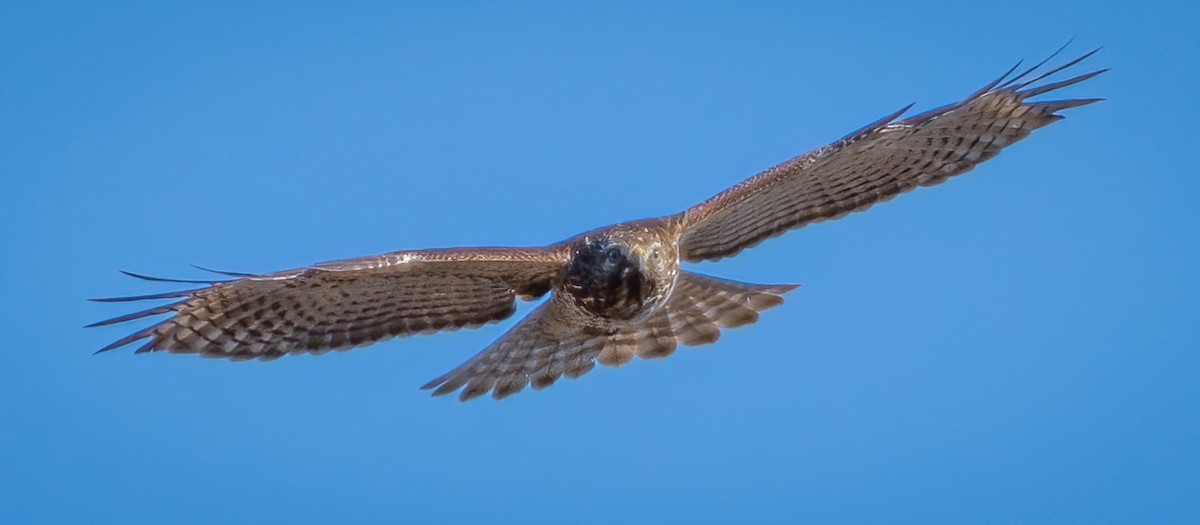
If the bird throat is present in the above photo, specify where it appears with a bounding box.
[564,239,652,320]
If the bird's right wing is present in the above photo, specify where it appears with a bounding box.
[89,247,568,360]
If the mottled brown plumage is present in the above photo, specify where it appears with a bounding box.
[91,48,1104,401]
[91,248,566,360]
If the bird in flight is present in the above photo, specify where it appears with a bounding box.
[91,47,1105,401]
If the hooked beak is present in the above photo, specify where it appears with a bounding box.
[628,242,661,265]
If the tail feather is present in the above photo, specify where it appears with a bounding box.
[664,272,798,346]
[420,271,799,401]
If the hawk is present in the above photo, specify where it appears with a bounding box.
[91,48,1105,401]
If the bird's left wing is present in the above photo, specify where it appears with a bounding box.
[90,247,567,360]
[677,48,1105,262]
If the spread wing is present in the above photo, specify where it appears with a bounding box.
[421,271,796,401]
[677,48,1106,262]
[89,247,567,360]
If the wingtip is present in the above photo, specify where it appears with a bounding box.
[769,283,802,294]
[86,301,182,328]
[87,288,205,303]
[1020,68,1108,98]
[1013,47,1104,92]
[190,264,258,278]
[91,321,163,354]
[458,389,488,402]
[1029,97,1106,113]
[976,61,1025,97]
[94,340,129,354]
[118,269,165,280]
[93,342,128,355]
[119,269,229,285]
[1001,43,1103,92]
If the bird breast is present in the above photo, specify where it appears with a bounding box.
[563,238,657,321]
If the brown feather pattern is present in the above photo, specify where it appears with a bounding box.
[677,50,1105,262]
[89,47,1103,402]
[92,248,566,360]
[421,271,796,401]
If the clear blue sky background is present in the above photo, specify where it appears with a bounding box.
[2,2,1197,523]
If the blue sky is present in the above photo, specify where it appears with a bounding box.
[2,2,1197,523]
